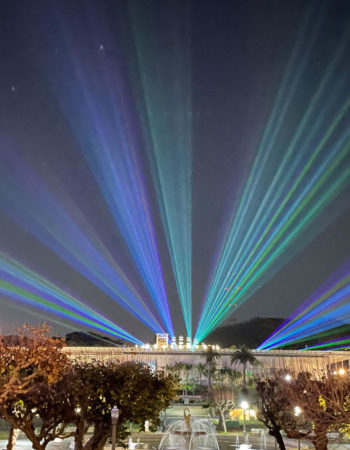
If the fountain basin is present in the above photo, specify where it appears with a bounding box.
[159,418,219,450]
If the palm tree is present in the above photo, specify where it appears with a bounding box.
[217,367,241,386]
[230,345,258,389]
[201,346,221,392]
[215,368,229,385]
[196,363,206,387]
[167,362,183,378]
[215,367,241,398]
[183,363,193,394]
[204,365,217,390]
[174,362,187,395]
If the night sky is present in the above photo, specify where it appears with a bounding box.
[0,0,349,342]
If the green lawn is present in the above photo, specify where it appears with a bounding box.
[0,430,9,439]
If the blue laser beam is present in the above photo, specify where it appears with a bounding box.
[45,7,174,336]
[0,253,142,344]
[127,1,192,336]
[259,261,350,349]
[196,8,350,341]
[0,143,164,335]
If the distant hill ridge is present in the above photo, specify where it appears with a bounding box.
[0,331,124,347]
[205,317,350,349]
[205,317,284,348]
[64,331,124,347]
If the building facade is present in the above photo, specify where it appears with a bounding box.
[63,347,350,375]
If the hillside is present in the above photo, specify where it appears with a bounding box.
[205,317,284,348]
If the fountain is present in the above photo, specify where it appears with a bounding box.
[260,430,266,449]
[128,437,140,449]
[159,409,219,450]
[230,433,254,450]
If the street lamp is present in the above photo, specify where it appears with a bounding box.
[293,406,302,450]
[241,401,249,435]
[294,406,301,417]
[111,406,120,450]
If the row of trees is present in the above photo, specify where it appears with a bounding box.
[199,345,259,432]
[168,345,350,450]
[5,327,347,450]
[201,352,350,448]
[202,345,259,390]
[0,325,177,450]
[165,346,260,433]
[166,362,243,395]
[167,345,259,393]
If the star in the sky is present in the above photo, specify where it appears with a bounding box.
[99,44,104,51]
[10,86,16,92]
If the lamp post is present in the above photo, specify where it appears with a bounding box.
[111,406,119,450]
[294,406,301,417]
[241,401,249,435]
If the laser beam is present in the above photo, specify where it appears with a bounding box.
[0,145,164,335]
[46,5,174,335]
[259,260,350,349]
[0,253,142,344]
[196,10,350,341]
[127,1,192,336]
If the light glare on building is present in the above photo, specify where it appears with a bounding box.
[156,333,169,349]
[138,335,217,352]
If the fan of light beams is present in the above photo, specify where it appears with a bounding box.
[0,253,142,344]
[1,2,350,343]
[47,5,174,336]
[195,9,350,342]
[127,2,193,337]
[258,260,350,350]
[0,144,165,335]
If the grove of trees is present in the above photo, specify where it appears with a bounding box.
[0,325,177,450]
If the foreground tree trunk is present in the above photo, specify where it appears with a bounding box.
[4,418,45,450]
[311,440,328,450]
[22,426,45,450]
[268,427,286,450]
[74,419,89,450]
[311,426,329,450]
[274,431,286,450]
[6,427,20,450]
[83,422,109,450]
[84,435,108,450]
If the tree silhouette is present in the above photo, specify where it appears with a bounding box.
[183,363,193,394]
[211,384,236,432]
[201,346,221,392]
[230,345,257,389]
[256,376,304,450]
[256,371,350,450]
[215,367,241,397]
[196,363,206,387]
[67,361,177,449]
[0,324,71,450]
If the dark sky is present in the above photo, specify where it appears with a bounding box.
[0,0,349,342]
